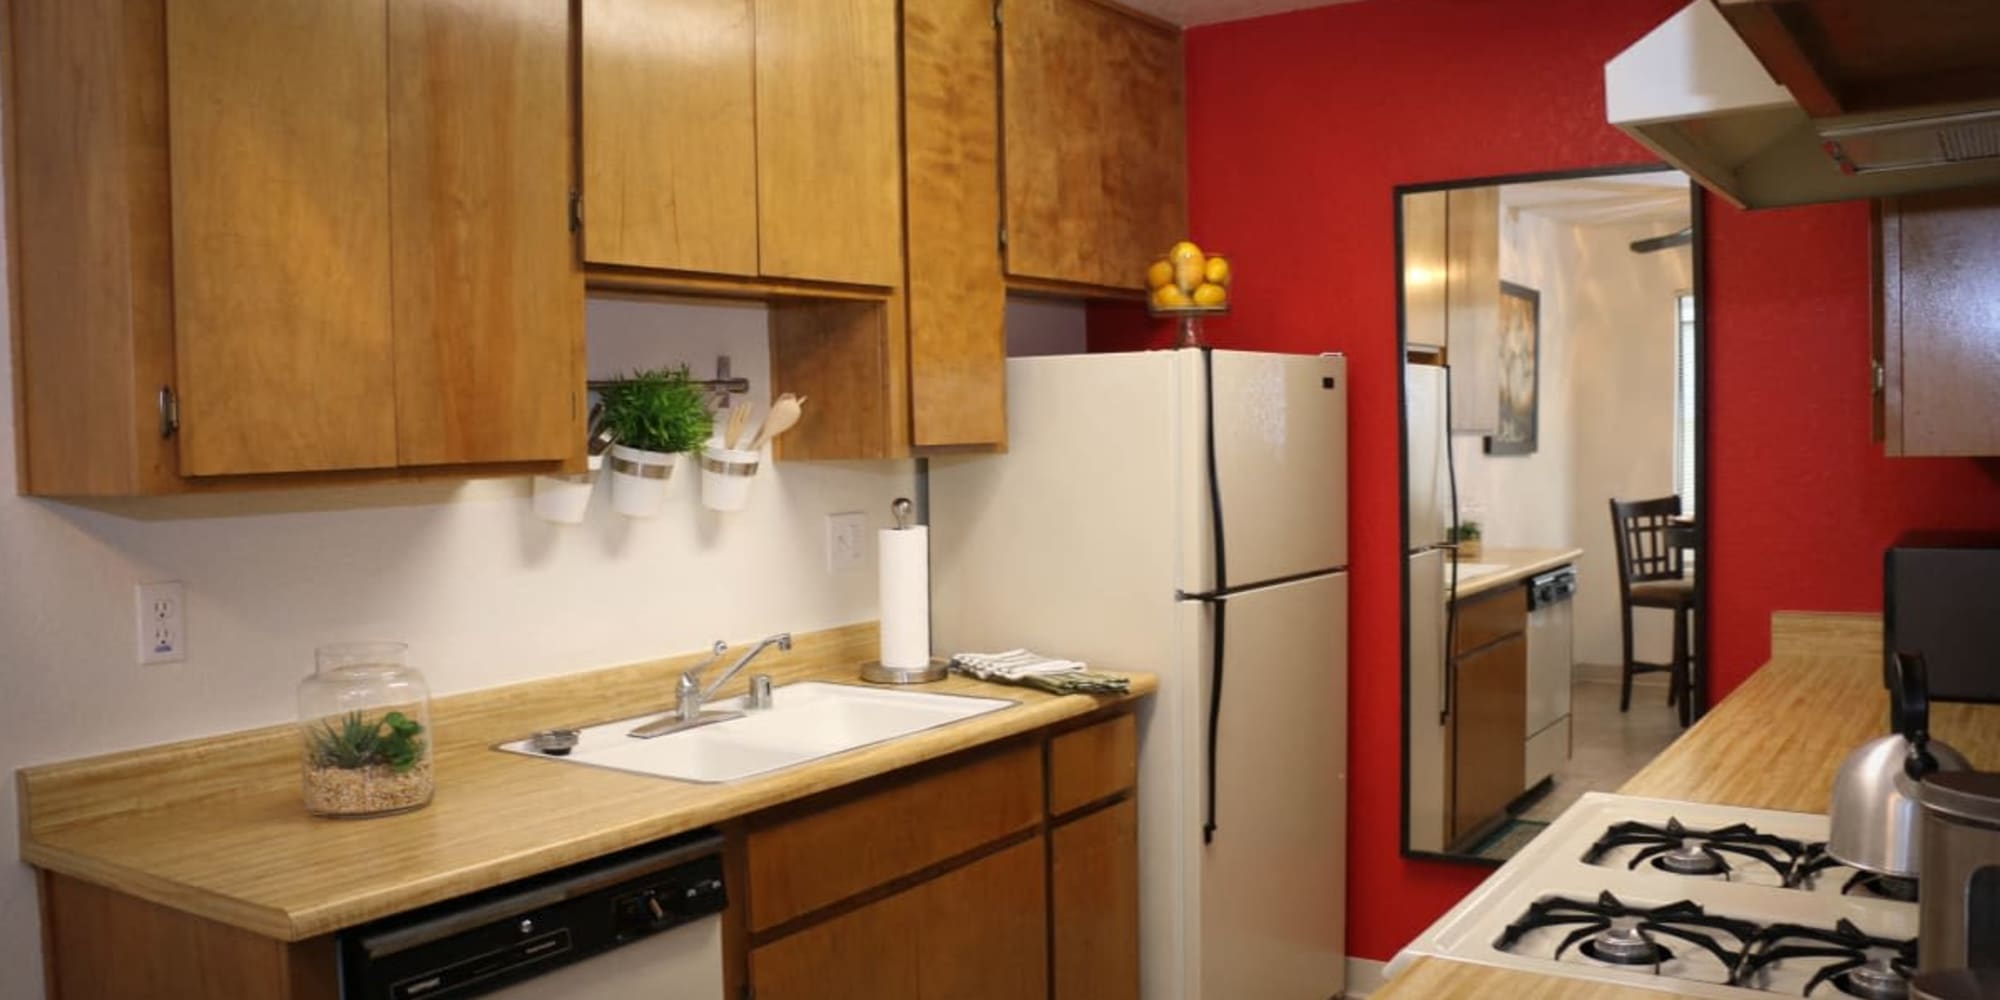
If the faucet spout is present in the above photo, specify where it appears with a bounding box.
[701,632,793,703]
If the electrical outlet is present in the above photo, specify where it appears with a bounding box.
[826,512,867,572]
[137,581,185,665]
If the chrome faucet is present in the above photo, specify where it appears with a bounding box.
[678,633,791,721]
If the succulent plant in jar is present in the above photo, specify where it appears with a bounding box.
[298,642,434,818]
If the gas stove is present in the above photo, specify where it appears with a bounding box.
[1389,793,1920,998]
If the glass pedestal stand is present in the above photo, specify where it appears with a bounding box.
[1151,306,1228,349]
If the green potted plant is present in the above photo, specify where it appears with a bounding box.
[302,708,432,817]
[600,366,714,517]
[1451,520,1484,561]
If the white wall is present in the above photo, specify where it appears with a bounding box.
[1567,221,1692,668]
[1445,201,1691,669]
[1005,296,1089,356]
[1449,209,1577,549]
[0,277,913,994]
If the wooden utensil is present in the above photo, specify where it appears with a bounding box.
[748,394,805,450]
[724,402,755,450]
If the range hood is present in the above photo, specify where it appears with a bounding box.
[1606,1,2000,209]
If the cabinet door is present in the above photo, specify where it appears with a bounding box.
[1446,186,1500,434]
[917,836,1048,1000]
[579,0,758,276]
[1003,0,1186,291]
[1881,188,2000,456]
[1052,800,1139,1000]
[755,0,902,286]
[750,885,921,1000]
[904,0,1006,447]
[166,0,396,475]
[1403,191,1449,350]
[390,0,581,466]
[1451,633,1527,845]
[749,837,1046,1000]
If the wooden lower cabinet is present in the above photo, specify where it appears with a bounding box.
[1451,633,1528,845]
[1052,797,1140,1000]
[749,836,1046,1000]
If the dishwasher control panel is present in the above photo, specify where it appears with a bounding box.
[339,830,726,999]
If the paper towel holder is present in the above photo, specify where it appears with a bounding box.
[861,658,950,684]
[865,497,947,684]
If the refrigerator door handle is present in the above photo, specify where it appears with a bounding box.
[1440,594,1457,725]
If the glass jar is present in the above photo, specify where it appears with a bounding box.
[297,642,434,818]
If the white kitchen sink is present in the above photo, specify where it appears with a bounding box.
[497,681,1017,783]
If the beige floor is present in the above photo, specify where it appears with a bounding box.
[1519,673,1683,823]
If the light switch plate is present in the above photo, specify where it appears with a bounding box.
[137,581,185,664]
[826,512,867,573]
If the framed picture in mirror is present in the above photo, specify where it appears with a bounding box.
[1486,281,1540,456]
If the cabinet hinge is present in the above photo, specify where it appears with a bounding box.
[158,386,178,439]
[998,223,1009,251]
[1872,360,1886,393]
[569,189,583,234]
[993,0,1003,28]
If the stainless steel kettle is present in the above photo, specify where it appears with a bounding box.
[1827,651,1970,878]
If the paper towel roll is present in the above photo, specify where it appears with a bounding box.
[878,526,931,668]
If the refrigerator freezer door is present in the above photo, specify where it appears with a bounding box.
[1405,363,1451,552]
[1179,351,1347,594]
[1188,571,1348,998]
[1407,549,1452,855]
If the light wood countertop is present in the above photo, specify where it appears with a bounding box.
[1450,546,1584,600]
[1374,611,2000,999]
[17,624,1154,942]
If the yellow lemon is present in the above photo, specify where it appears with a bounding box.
[1192,283,1228,308]
[1169,241,1206,293]
[1146,259,1174,290]
[1152,284,1192,309]
[1204,255,1231,287]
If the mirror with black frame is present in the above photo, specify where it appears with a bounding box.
[1399,165,1708,863]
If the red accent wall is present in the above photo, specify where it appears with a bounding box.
[1089,0,2000,963]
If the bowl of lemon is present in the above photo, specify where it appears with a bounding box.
[1148,240,1231,317]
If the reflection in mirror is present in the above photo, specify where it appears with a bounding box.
[1400,168,1703,863]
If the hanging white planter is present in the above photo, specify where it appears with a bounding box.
[699,444,761,512]
[530,453,604,525]
[607,444,680,517]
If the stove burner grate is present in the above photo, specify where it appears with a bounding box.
[1733,917,1915,999]
[1496,891,1758,975]
[1585,818,1806,883]
[1790,845,1922,900]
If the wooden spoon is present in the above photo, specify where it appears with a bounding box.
[748,394,805,450]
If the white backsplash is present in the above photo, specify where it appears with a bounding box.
[0,294,915,999]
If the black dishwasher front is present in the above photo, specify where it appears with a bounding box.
[339,828,726,1000]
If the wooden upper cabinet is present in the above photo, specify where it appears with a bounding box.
[579,0,758,276]
[390,0,581,466]
[1002,0,1186,293]
[1879,187,2000,456]
[903,0,1006,448]
[754,0,903,287]
[1402,191,1449,351]
[8,0,581,493]
[1445,186,1500,434]
[166,0,397,476]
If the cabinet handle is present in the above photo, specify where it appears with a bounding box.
[1872,359,1886,393]
[158,386,179,439]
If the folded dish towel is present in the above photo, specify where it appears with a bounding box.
[950,649,1131,695]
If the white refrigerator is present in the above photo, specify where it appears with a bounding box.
[929,349,1348,1000]
[1405,362,1454,855]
